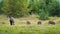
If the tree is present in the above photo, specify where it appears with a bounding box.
[48,0,60,17]
[2,0,16,17]
[28,0,39,14]
[38,0,49,20]
[38,0,60,20]
[2,0,29,17]
[15,0,29,17]
[0,0,4,14]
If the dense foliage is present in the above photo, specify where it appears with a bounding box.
[0,0,60,19]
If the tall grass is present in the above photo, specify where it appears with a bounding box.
[0,15,60,34]
[0,22,60,34]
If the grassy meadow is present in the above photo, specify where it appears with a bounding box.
[0,15,60,34]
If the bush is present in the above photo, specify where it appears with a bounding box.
[38,9,49,20]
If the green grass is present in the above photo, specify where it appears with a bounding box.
[0,21,60,34]
[0,15,60,34]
